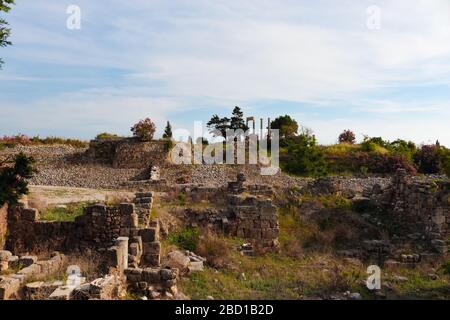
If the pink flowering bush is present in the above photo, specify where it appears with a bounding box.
[131,118,156,142]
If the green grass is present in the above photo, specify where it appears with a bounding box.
[40,202,89,222]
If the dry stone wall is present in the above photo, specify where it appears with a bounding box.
[85,138,169,169]
[185,194,279,252]
[5,193,161,268]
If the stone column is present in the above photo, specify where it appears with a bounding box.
[116,237,129,272]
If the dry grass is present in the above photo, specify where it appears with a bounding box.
[197,232,232,269]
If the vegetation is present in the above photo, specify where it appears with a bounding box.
[40,202,89,222]
[282,132,328,177]
[0,134,88,148]
[271,115,299,139]
[0,0,14,68]
[167,227,200,251]
[207,106,248,138]
[0,153,35,206]
[338,130,356,144]
[95,132,119,140]
[162,121,173,139]
[131,118,156,142]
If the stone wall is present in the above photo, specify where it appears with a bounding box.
[0,204,7,249]
[85,138,169,168]
[5,195,161,268]
[185,194,279,252]
[361,169,450,254]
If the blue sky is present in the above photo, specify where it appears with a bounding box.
[1,0,450,144]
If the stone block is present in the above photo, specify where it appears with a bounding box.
[119,203,135,216]
[0,277,21,300]
[144,254,160,266]
[139,228,156,242]
[49,286,75,300]
[143,241,161,254]
[142,268,161,283]
[0,250,12,261]
[18,263,42,278]
[21,208,40,221]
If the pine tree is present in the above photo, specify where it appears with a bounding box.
[0,0,14,68]
[230,106,248,132]
[163,121,173,139]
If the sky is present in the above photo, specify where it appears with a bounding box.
[0,0,450,145]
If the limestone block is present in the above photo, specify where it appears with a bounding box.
[188,261,204,273]
[0,277,21,300]
[18,263,42,278]
[0,250,12,261]
[49,285,75,300]
[165,251,190,271]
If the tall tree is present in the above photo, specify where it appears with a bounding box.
[271,115,299,139]
[163,121,173,139]
[0,0,14,69]
[230,106,248,132]
[207,114,230,138]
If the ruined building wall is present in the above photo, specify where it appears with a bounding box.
[85,138,169,169]
[5,196,161,267]
[185,194,279,252]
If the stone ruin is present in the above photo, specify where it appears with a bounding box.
[85,138,169,169]
[183,173,280,253]
[0,191,182,300]
[366,169,450,254]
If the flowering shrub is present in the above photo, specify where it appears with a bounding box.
[0,134,31,147]
[338,130,356,144]
[131,118,156,142]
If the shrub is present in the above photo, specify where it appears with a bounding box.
[168,227,199,251]
[338,130,356,144]
[131,118,156,142]
[196,232,231,268]
[358,153,417,175]
[95,132,119,140]
[0,153,36,206]
[389,139,416,161]
[282,133,328,177]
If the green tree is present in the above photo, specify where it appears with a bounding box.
[271,115,299,139]
[162,121,173,139]
[229,106,249,132]
[0,0,14,69]
[0,152,36,206]
[207,114,230,138]
[283,133,327,177]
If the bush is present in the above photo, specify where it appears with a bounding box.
[358,153,417,175]
[131,118,156,142]
[168,227,199,251]
[95,132,119,140]
[0,153,36,206]
[338,130,356,144]
[196,232,231,268]
[389,139,416,161]
[282,133,328,177]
